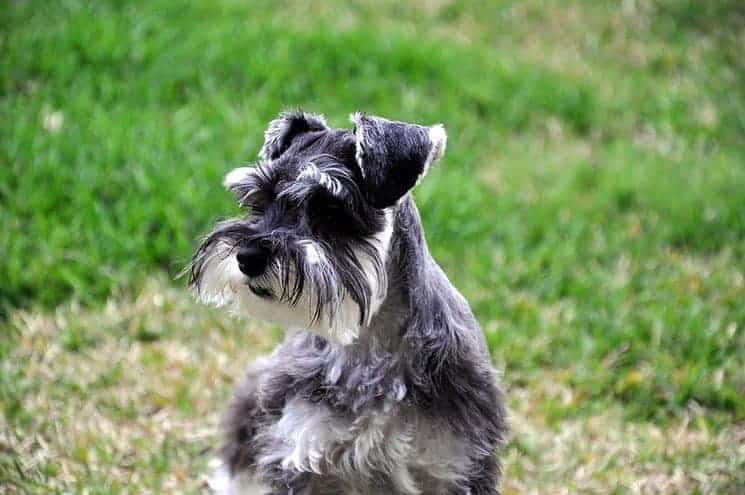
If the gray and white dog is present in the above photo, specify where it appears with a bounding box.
[189,111,508,495]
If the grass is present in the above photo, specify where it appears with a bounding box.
[3,279,743,494]
[2,0,744,492]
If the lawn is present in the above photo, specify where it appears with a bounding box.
[2,0,744,493]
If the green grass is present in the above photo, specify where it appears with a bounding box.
[2,0,744,492]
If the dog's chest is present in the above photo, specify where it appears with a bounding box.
[264,397,470,494]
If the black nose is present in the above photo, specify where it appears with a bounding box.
[236,245,269,277]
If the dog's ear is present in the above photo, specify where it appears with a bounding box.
[351,113,446,208]
[259,111,329,161]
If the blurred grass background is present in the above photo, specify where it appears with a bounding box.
[1,0,744,493]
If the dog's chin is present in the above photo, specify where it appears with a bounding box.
[196,255,361,345]
[247,284,274,299]
[234,284,362,345]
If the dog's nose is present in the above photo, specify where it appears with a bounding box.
[236,245,269,277]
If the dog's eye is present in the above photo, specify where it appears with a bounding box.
[308,189,354,224]
[308,192,369,237]
[310,195,345,220]
[242,191,272,215]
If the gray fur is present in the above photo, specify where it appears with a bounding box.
[191,112,508,494]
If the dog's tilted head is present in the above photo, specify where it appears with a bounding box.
[189,111,446,344]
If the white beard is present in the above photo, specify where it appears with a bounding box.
[193,210,393,345]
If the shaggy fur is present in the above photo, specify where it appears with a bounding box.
[189,111,508,494]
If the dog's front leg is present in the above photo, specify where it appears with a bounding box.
[220,364,270,475]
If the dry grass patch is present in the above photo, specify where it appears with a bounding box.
[2,278,743,493]
[1,278,275,493]
[505,379,744,494]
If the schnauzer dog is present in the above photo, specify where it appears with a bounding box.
[189,111,508,494]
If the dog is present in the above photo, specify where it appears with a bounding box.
[189,111,508,494]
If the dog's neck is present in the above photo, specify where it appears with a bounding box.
[354,197,440,353]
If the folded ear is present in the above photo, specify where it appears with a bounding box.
[259,110,329,161]
[351,113,446,208]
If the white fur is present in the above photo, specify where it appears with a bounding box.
[350,112,366,178]
[424,124,447,173]
[256,397,470,495]
[298,239,325,266]
[207,458,265,495]
[415,124,447,187]
[357,208,393,323]
[297,162,344,196]
[195,242,243,307]
[223,167,255,190]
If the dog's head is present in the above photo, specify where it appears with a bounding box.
[189,111,446,344]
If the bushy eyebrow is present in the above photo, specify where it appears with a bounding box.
[278,155,356,203]
[226,163,277,208]
[296,162,345,196]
